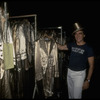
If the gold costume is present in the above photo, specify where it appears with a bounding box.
[35,37,59,98]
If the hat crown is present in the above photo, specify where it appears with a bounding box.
[74,22,82,30]
[72,22,83,34]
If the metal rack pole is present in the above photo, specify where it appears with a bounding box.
[9,14,36,19]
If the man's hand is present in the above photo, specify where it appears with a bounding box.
[57,44,68,50]
[82,80,90,90]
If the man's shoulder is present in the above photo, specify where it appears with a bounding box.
[85,43,93,49]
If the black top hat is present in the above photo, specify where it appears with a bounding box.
[72,22,84,35]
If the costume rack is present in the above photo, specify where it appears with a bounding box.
[38,26,63,45]
[9,14,37,99]
[9,14,37,40]
[0,2,37,99]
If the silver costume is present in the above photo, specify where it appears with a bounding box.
[35,37,59,98]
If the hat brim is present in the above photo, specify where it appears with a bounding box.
[72,28,83,35]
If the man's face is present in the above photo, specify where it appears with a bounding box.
[74,30,85,43]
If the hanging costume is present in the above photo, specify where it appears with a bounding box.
[0,14,13,98]
[11,19,35,99]
[35,37,59,98]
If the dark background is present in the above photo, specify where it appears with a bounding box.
[1,0,100,98]
[4,0,100,55]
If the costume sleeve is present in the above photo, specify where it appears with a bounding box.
[54,43,59,77]
[35,40,43,81]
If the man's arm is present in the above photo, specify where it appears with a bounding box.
[86,56,94,81]
[57,43,68,50]
[83,56,94,90]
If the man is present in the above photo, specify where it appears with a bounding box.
[57,22,94,99]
